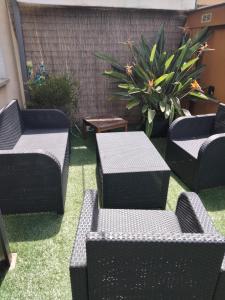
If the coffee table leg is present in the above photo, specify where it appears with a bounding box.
[125,124,128,131]
[82,120,87,139]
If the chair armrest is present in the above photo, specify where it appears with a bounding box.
[22,109,70,129]
[70,190,99,300]
[175,192,219,234]
[198,133,225,160]
[169,114,215,140]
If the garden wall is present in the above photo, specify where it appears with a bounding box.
[18,4,186,123]
[0,0,25,109]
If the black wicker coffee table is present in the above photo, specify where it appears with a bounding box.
[96,131,170,209]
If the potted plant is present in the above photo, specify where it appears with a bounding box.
[96,26,214,137]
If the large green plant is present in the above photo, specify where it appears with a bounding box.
[96,26,213,136]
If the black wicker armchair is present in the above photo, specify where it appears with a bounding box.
[166,103,225,191]
[70,190,225,300]
[0,100,70,214]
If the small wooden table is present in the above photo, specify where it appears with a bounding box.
[82,116,128,139]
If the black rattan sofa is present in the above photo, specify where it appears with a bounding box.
[0,209,11,270]
[0,100,70,214]
[166,103,225,191]
[70,190,225,300]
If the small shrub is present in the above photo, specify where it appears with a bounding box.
[27,62,78,123]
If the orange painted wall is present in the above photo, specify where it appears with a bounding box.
[186,4,225,114]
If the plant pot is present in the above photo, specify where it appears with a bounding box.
[151,117,169,138]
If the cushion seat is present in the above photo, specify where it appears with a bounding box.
[14,129,69,170]
[98,209,181,234]
[174,136,209,159]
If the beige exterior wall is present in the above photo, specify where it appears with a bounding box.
[18,0,196,10]
[0,0,25,109]
[197,0,225,6]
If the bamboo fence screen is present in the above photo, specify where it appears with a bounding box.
[18,4,185,123]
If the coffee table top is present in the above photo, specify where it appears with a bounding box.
[96,131,170,174]
[84,117,127,130]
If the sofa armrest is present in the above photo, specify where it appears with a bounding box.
[175,192,218,234]
[70,190,99,300]
[0,149,61,170]
[169,114,215,140]
[0,150,64,213]
[22,109,70,129]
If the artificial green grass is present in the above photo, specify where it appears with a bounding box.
[0,134,225,299]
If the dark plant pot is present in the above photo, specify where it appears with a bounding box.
[151,117,169,138]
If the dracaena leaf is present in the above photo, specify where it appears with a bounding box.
[142,104,148,113]
[165,103,171,119]
[176,39,191,69]
[181,57,199,72]
[95,52,119,64]
[118,83,133,89]
[126,99,140,110]
[135,64,149,81]
[182,108,192,116]
[145,121,153,138]
[128,87,142,95]
[159,97,167,113]
[189,91,209,99]
[169,100,175,124]
[164,54,174,71]
[165,72,175,83]
[147,108,156,124]
[149,44,157,64]
[154,74,169,86]
[103,70,128,81]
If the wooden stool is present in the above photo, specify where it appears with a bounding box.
[82,116,128,139]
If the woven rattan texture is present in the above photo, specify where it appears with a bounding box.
[215,103,225,134]
[174,136,209,159]
[0,100,23,150]
[96,132,170,209]
[70,190,225,299]
[70,190,98,300]
[166,112,225,191]
[98,209,181,233]
[0,101,70,214]
[18,4,185,123]
[96,132,170,173]
[87,235,225,300]
[176,192,219,234]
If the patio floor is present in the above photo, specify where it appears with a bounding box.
[0,134,225,300]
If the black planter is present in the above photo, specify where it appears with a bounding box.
[151,117,169,138]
